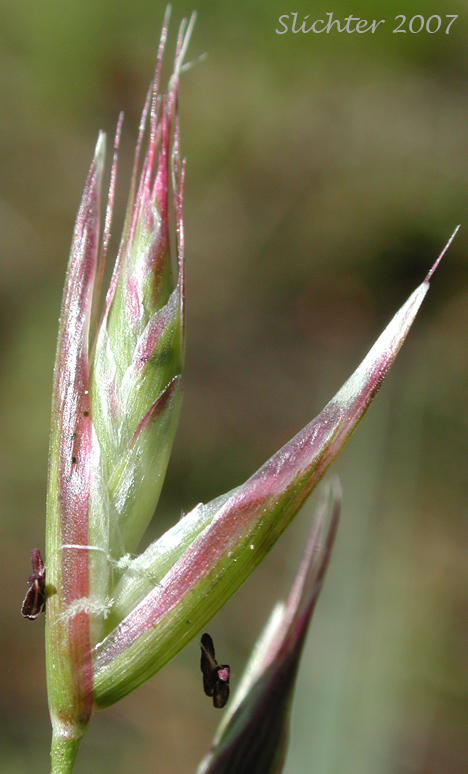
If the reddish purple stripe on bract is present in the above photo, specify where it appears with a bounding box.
[52,139,103,717]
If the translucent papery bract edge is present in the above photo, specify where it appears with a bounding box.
[109,374,183,554]
[45,135,107,755]
[196,483,341,774]
[91,269,435,708]
[104,489,237,633]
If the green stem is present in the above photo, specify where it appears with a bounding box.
[50,731,82,774]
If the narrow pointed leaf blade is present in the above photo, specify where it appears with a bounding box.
[91,262,440,707]
[197,482,340,774]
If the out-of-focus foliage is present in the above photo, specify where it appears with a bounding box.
[1,1,467,773]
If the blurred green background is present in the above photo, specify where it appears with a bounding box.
[1,1,467,772]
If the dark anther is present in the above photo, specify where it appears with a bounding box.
[21,548,46,620]
[200,632,230,709]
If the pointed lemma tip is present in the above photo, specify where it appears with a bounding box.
[116,112,124,141]
[425,225,460,283]
[94,131,107,170]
